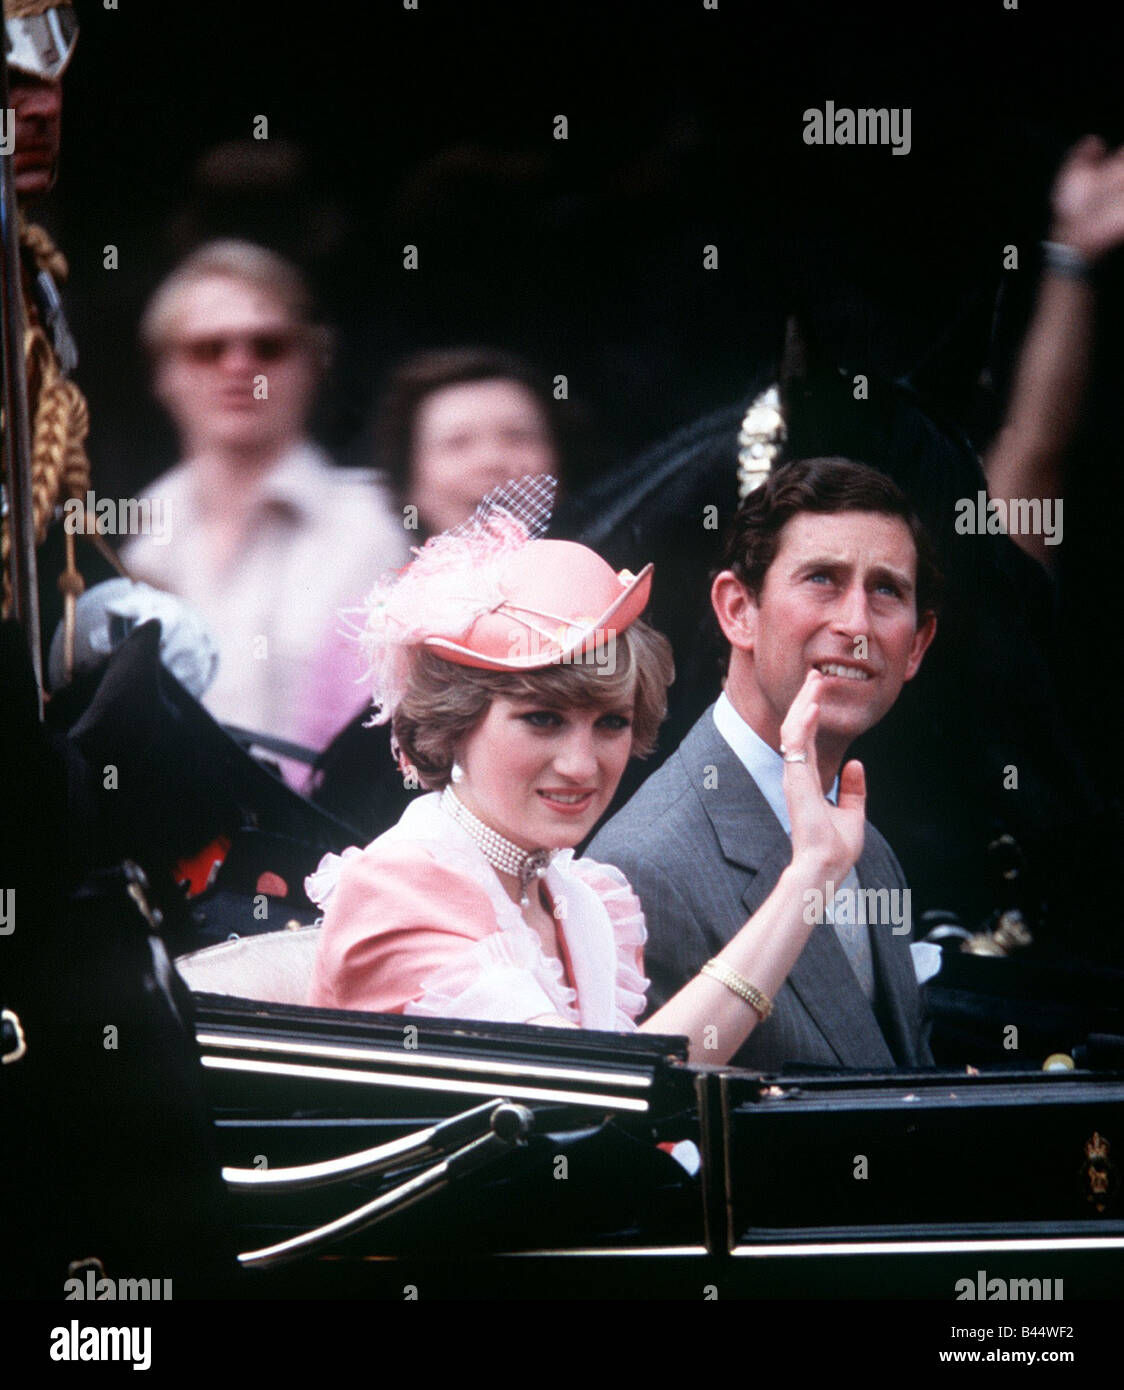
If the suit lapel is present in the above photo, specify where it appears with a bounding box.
[784,845,909,1068]
[861,857,919,1065]
[677,712,791,885]
[779,906,898,1067]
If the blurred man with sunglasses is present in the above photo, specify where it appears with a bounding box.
[122,241,408,772]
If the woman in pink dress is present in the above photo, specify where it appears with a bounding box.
[307,476,866,1064]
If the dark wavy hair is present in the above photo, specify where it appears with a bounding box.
[373,347,566,499]
[719,456,943,618]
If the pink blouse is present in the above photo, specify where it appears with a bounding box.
[305,794,648,1030]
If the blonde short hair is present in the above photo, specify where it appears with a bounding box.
[140,239,331,369]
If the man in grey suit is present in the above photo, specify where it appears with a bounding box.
[590,457,939,1070]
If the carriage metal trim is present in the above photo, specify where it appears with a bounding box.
[200,1053,652,1112]
[196,1030,653,1092]
[222,1097,518,1192]
[237,1107,533,1270]
[731,1235,1124,1257]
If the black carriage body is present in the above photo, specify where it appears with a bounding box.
[192,993,1124,1299]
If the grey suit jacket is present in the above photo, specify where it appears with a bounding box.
[589,706,932,1071]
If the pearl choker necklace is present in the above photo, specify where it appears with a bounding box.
[440,787,554,908]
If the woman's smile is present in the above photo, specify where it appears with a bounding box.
[536,787,598,814]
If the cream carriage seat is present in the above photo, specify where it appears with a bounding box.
[176,926,321,1006]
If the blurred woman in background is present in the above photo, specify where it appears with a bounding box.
[298,347,591,828]
[375,347,563,537]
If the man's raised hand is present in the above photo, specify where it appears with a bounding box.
[779,669,866,884]
[1051,135,1124,265]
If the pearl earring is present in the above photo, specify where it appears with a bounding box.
[450,761,465,785]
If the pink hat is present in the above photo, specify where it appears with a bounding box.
[427,539,652,671]
[359,475,653,722]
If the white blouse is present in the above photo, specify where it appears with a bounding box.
[306,793,649,1031]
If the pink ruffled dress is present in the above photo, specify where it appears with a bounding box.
[305,793,649,1030]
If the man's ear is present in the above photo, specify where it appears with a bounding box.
[904,610,937,681]
[711,570,758,653]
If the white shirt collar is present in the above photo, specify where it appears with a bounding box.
[180,440,331,522]
[712,690,839,835]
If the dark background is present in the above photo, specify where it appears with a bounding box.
[48,0,1122,467]
[37,0,1124,775]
